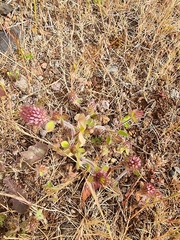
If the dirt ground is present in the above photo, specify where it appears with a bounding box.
[0,0,179,239]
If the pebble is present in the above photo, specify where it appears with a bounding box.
[41,62,48,69]
[108,65,119,74]
[15,75,28,92]
[0,26,21,54]
[37,76,44,81]
[0,3,13,16]
[170,88,179,100]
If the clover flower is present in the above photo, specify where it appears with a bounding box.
[127,155,142,171]
[136,182,162,203]
[133,109,144,120]
[113,155,142,184]
[92,169,109,188]
[20,105,47,126]
[144,183,162,198]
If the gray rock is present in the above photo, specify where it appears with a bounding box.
[0,3,13,16]
[0,30,16,53]
[0,27,20,54]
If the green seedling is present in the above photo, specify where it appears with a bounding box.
[7,70,20,80]
[43,181,59,202]
[17,48,34,60]
[0,213,6,226]
[93,0,105,5]
[25,52,34,60]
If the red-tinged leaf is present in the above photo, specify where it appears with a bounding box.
[45,120,55,132]
[21,142,48,165]
[0,83,7,97]
[51,111,69,121]
[3,177,29,213]
[10,198,29,214]
[81,168,110,205]
[81,182,92,206]
[81,181,101,206]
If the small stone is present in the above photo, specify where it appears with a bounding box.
[11,94,17,100]
[15,75,28,92]
[41,62,47,69]
[169,169,175,177]
[0,26,20,53]
[34,35,42,42]
[170,89,179,100]
[51,82,61,91]
[121,187,127,193]
[111,158,117,163]
[37,76,44,81]
[108,65,119,74]
[39,129,47,138]
[70,209,76,214]
[0,31,16,53]
[0,3,13,16]
[54,61,60,68]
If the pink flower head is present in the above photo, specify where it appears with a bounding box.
[93,169,109,188]
[146,183,156,195]
[133,109,144,120]
[130,109,144,122]
[136,182,162,203]
[20,105,47,126]
[144,183,162,198]
[127,155,142,171]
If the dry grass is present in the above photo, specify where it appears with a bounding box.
[0,0,179,239]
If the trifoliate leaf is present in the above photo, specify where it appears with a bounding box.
[87,118,95,127]
[77,147,85,153]
[35,209,45,221]
[45,120,55,132]
[106,136,112,145]
[118,130,128,137]
[122,115,131,122]
[123,122,130,128]
[61,141,69,148]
